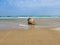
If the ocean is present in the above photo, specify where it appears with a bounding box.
[0,17,60,30]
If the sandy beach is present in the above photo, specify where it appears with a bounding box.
[0,28,60,45]
[0,18,60,45]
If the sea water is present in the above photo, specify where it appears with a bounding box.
[0,17,60,30]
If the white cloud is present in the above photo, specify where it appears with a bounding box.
[7,0,60,7]
[1,0,60,9]
[1,0,60,15]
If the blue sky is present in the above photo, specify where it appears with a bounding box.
[0,0,60,16]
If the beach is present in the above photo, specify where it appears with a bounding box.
[0,17,60,45]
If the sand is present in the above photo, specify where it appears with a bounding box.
[0,28,60,45]
[0,18,60,45]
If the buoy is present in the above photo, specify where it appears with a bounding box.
[27,18,35,25]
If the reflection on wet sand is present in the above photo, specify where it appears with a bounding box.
[28,25,35,30]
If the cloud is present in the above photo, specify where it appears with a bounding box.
[0,0,60,9]
[6,0,60,8]
[0,0,60,16]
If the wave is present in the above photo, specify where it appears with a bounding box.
[0,16,60,19]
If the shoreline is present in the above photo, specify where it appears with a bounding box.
[0,17,60,29]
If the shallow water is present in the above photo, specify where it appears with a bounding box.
[0,18,60,29]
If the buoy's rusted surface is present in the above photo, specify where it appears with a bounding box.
[27,18,35,25]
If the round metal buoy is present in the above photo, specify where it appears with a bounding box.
[27,18,35,25]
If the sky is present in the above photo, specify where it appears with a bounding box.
[0,0,60,16]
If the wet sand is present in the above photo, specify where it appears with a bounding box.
[0,18,60,45]
[0,28,60,45]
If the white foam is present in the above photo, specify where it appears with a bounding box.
[19,24,28,27]
[51,27,60,31]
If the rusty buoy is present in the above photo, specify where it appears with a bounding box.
[27,18,35,25]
